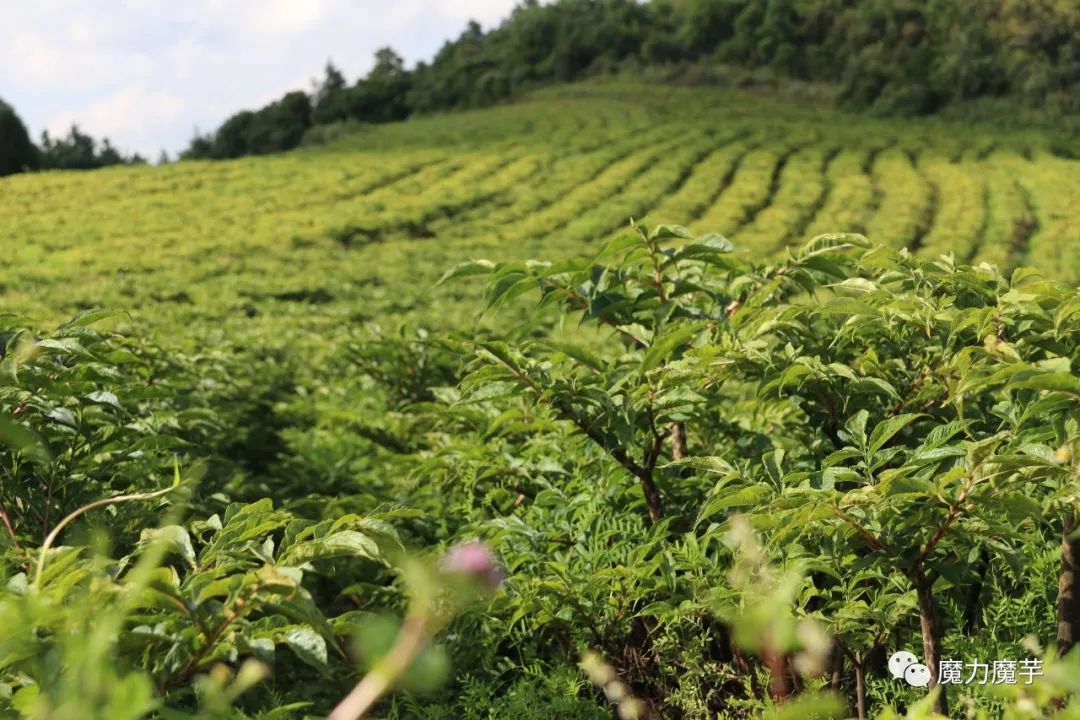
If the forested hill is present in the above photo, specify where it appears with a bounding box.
[181,0,1080,160]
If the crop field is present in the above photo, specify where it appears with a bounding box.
[1,82,1076,348]
[2,81,1079,719]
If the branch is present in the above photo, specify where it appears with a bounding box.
[163,596,249,690]
[669,421,687,461]
[913,471,977,571]
[484,350,647,478]
[641,235,669,305]
[0,496,20,550]
[833,506,893,556]
[34,485,174,591]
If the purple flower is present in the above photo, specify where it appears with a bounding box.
[439,541,505,590]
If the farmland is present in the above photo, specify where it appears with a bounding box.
[2,83,1077,345]
[1,81,1079,719]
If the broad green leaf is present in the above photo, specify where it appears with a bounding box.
[649,223,693,241]
[141,526,196,568]
[284,626,328,672]
[435,259,496,286]
[696,485,771,525]
[640,322,703,372]
[843,410,869,449]
[1009,372,1080,395]
[0,414,52,463]
[868,413,923,454]
[58,309,121,329]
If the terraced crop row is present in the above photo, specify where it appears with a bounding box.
[0,82,1076,349]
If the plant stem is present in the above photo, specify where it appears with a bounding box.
[163,601,246,690]
[1057,510,1080,657]
[0,500,20,550]
[762,648,792,703]
[853,651,866,720]
[33,486,173,591]
[913,568,947,716]
[329,613,428,720]
[669,421,687,460]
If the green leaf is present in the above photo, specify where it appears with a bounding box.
[485,273,538,310]
[997,492,1042,521]
[763,449,786,484]
[1009,372,1080,395]
[640,322,703,372]
[854,377,900,400]
[85,390,121,409]
[843,410,870,449]
[11,685,40,714]
[829,277,879,294]
[823,448,862,467]
[868,413,923,454]
[141,526,196,568]
[0,414,52,463]
[539,341,606,372]
[675,233,735,261]
[46,407,78,428]
[967,433,1007,469]
[58,309,121,329]
[435,259,496,286]
[649,224,694,241]
[280,530,382,565]
[284,626,328,672]
[696,485,771,525]
[818,297,875,316]
[37,337,93,357]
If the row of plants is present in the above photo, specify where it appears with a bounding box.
[2,85,1076,353]
[804,147,876,239]
[2,222,1078,717]
[863,149,935,252]
[736,143,835,254]
[917,158,983,262]
[1006,153,1080,282]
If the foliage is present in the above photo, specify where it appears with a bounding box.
[0,98,38,177]
[0,310,190,545]
[184,93,313,160]
[0,315,419,718]
[3,71,1080,718]
[3,83,1076,343]
[38,125,146,170]
[183,0,1080,160]
[422,227,1080,717]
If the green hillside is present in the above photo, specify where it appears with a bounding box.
[2,81,1080,719]
[2,82,1076,345]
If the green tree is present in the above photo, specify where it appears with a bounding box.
[0,98,38,176]
[39,125,141,169]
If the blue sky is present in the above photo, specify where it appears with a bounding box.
[1,0,518,158]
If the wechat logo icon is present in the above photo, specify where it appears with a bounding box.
[889,650,931,688]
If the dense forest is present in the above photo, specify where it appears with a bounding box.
[181,0,1080,160]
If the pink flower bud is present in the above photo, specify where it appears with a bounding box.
[439,541,505,590]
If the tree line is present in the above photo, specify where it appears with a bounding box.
[0,99,146,177]
[4,0,1078,173]
[182,0,1080,161]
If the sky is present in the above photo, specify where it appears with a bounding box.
[0,0,519,158]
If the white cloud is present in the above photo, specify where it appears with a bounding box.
[0,0,519,156]
[47,89,187,154]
